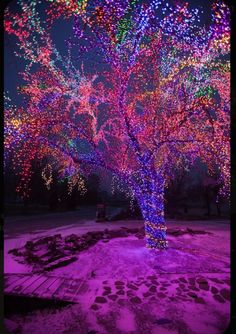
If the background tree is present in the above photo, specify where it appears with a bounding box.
[85,174,100,205]
[4,0,230,249]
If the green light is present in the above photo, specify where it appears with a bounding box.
[194,85,215,98]
[116,17,132,45]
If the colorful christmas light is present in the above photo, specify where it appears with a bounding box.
[4,0,230,249]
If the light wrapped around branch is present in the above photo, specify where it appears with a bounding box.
[41,164,53,190]
[145,221,168,250]
[146,221,167,232]
[146,234,168,250]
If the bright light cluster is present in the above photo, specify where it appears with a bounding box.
[4,0,230,249]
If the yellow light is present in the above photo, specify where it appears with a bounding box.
[11,119,21,128]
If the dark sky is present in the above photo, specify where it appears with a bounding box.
[4,0,213,106]
[4,0,74,105]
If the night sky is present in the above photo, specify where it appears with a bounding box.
[4,0,213,106]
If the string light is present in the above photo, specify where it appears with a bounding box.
[41,164,53,190]
[4,0,230,250]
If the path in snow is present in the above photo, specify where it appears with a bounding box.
[4,215,230,334]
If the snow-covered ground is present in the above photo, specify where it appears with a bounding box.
[4,213,230,334]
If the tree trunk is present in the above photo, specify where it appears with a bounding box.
[216,200,221,217]
[133,172,168,250]
[204,189,211,217]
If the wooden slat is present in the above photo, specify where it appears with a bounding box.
[32,276,58,297]
[4,274,26,289]
[20,275,48,295]
[16,275,42,294]
[4,274,87,303]
[62,279,83,301]
[5,275,32,294]
[73,281,89,300]
[53,278,72,299]
[42,277,64,299]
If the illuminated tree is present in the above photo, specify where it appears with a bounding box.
[4,0,230,249]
